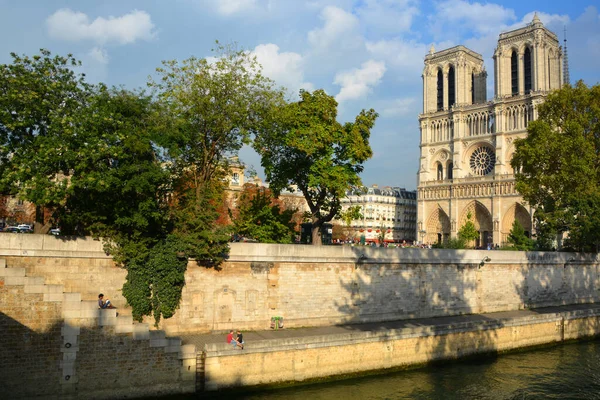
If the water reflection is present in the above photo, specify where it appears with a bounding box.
[164,339,600,400]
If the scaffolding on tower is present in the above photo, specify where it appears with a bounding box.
[563,26,570,86]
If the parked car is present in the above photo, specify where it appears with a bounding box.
[17,224,32,230]
[4,226,20,233]
[49,228,61,236]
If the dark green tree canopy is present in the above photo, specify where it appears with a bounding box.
[512,81,600,251]
[229,184,296,243]
[254,89,377,244]
[0,49,90,227]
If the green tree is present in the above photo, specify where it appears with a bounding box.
[507,220,534,251]
[339,205,363,239]
[230,184,296,243]
[0,49,90,231]
[458,212,480,248]
[254,89,377,245]
[512,81,600,252]
[150,42,284,261]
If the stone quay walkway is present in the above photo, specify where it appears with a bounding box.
[179,303,600,351]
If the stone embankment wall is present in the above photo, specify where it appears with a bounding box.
[203,307,600,391]
[1,235,599,335]
[0,254,196,399]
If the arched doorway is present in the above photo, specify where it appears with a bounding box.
[459,201,493,248]
[501,203,532,245]
[426,207,451,245]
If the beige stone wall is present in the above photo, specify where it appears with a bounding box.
[0,261,195,399]
[0,276,63,398]
[204,311,600,391]
[2,239,600,336]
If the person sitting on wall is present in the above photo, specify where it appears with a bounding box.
[98,293,114,309]
[226,330,239,349]
[236,330,244,350]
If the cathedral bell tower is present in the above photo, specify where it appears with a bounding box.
[416,14,563,248]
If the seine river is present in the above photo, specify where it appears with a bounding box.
[187,339,600,400]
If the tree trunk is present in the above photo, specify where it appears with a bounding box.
[34,205,45,233]
[311,225,322,245]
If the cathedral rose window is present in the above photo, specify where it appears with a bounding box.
[470,146,495,175]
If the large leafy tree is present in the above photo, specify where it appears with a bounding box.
[254,89,378,245]
[229,183,296,243]
[0,49,90,231]
[149,42,284,261]
[512,81,600,252]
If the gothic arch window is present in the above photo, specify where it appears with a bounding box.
[511,50,518,96]
[447,162,453,179]
[448,66,456,108]
[437,69,443,111]
[524,47,532,94]
[437,162,443,180]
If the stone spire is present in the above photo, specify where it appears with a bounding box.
[531,12,543,27]
[429,44,435,55]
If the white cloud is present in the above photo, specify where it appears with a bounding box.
[46,9,155,45]
[356,0,420,34]
[210,0,257,15]
[308,6,360,50]
[88,47,109,64]
[431,0,516,37]
[250,43,313,96]
[334,60,386,102]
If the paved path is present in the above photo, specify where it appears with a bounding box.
[179,303,600,350]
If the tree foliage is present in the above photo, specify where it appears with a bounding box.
[512,81,600,252]
[254,89,377,244]
[0,49,90,230]
[507,220,534,251]
[149,42,284,261]
[457,212,479,248]
[229,184,296,243]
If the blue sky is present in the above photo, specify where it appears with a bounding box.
[1,0,598,190]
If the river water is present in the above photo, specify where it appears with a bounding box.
[195,339,600,400]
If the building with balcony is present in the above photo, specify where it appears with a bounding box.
[339,185,417,243]
[417,14,563,247]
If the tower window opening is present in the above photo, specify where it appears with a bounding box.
[448,66,456,108]
[511,51,518,96]
[524,47,532,94]
[437,69,443,111]
[437,163,443,180]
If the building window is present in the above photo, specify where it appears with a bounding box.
[437,69,443,111]
[511,50,518,96]
[448,66,455,108]
[447,162,453,179]
[437,163,443,180]
[524,47,532,94]
[231,172,240,185]
[470,146,496,176]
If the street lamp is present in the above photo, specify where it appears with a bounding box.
[419,230,426,245]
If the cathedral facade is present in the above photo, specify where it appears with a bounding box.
[416,15,563,247]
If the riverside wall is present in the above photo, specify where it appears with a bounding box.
[1,234,600,335]
[2,234,600,396]
[202,306,600,391]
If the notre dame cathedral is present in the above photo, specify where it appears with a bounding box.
[416,14,564,247]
